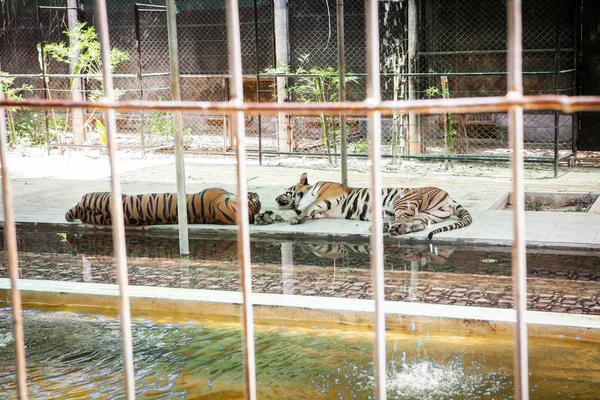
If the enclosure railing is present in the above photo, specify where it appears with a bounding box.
[4,0,600,398]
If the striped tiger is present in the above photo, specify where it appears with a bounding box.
[274,173,472,239]
[65,188,261,226]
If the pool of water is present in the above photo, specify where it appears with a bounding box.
[1,227,599,314]
[0,307,599,399]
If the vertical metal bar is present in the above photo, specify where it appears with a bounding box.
[94,0,136,397]
[365,0,386,398]
[338,0,348,185]
[166,0,189,256]
[0,77,29,400]
[507,1,529,399]
[36,7,50,156]
[253,0,262,166]
[553,0,561,178]
[573,0,583,156]
[134,4,146,157]
[225,1,257,399]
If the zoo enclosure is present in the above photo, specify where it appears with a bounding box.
[0,0,581,171]
[4,0,600,398]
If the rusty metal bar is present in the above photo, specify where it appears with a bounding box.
[165,0,190,256]
[366,0,386,398]
[94,0,136,398]
[507,1,530,399]
[4,94,600,115]
[0,78,29,400]
[226,0,257,399]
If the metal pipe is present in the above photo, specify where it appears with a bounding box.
[337,0,348,185]
[259,70,576,77]
[134,3,166,8]
[420,48,574,56]
[0,77,29,400]
[36,6,50,156]
[6,94,600,114]
[134,4,146,157]
[365,0,386,398]
[225,1,257,399]
[257,150,566,163]
[94,0,136,398]
[554,0,561,178]
[253,0,262,166]
[507,1,529,399]
[166,0,190,256]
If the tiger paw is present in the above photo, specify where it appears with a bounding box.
[368,222,391,233]
[389,221,426,236]
[255,210,284,225]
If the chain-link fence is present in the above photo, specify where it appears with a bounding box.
[0,0,581,164]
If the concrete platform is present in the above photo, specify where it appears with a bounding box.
[2,151,600,248]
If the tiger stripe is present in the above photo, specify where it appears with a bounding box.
[65,188,261,226]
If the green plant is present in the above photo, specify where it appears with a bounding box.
[145,111,192,147]
[38,22,130,144]
[425,83,456,154]
[354,137,369,153]
[265,55,357,164]
[0,72,34,146]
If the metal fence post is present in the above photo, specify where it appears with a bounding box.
[94,0,136,397]
[0,76,29,400]
[338,0,348,185]
[366,0,387,398]
[226,0,257,399]
[166,0,190,256]
[507,0,530,399]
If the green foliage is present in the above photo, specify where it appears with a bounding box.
[425,86,442,99]
[37,22,130,144]
[265,55,358,163]
[0,72,37,147]
[41,22,130,90]
[353,137,369,153]
[145,111,192,147]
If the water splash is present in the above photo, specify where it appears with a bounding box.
[353,355,509,400]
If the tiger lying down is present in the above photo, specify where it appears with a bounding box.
[265,172,472,239]
[65,188,262,226]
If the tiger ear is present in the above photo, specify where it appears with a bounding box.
[299,172,308,185]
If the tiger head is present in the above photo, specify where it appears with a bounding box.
[247,192,262,217]
[275,172,311,210]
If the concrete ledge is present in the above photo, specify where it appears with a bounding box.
[2,279,599,341]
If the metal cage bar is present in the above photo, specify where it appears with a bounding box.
[365,0,387,397]
[507,0,530,399]
[0,75,29,400]
[94,0,136,397]
[226,1,258,399]
[3,94,600,115]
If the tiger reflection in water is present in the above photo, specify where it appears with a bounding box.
[66,233,259,262]
[300,241,453,266]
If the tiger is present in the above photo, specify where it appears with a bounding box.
[273,172,472,239]
[65,188,262,226]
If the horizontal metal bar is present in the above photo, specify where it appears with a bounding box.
[135,3,166,8]
[419,48,574,56]
[3,94,600,114]
[38,6,80,10]
[138,9,166,13]
[257,150,571,163]
[259,70,576,78]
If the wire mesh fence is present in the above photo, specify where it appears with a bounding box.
[0,0,580,162]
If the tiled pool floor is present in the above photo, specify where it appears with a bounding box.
[2,228,599,315]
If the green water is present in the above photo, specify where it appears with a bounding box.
[0,308,599,399]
